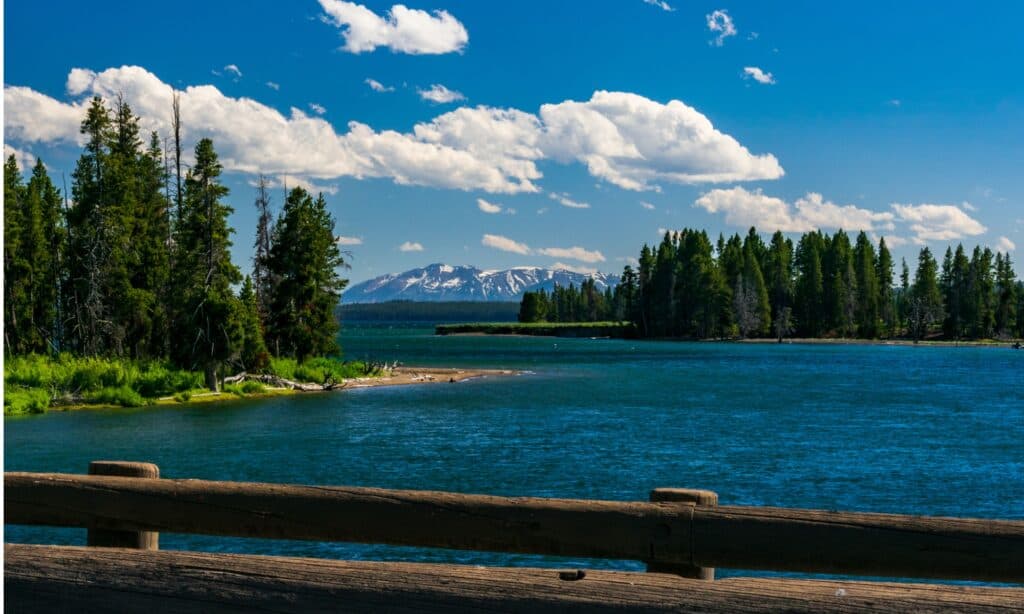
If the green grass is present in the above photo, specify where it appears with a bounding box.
[5,353,386,415]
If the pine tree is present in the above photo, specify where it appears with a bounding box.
[237,276,269,371]
[518,291,546,323]
[994,253,1018,337]
[23,159,65,352]
[909,247,943,342]
[169,138,243,389]
[252,174,275,322]
[265,188,348,361]
[766,231,794,339]
[794,232,824,337]
[853,232,879,338]
[876,237,895,337]
[4,155,30,354]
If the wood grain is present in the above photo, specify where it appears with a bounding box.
[5,545,1022,613]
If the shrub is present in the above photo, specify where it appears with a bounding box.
[240,380,266,394]
[4,388,51,415]
[174,390,192,403]
[86,386,146,408]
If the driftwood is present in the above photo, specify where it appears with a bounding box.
[6,472,1024,583]
[6,545,1023,614]
[221,372,345,392]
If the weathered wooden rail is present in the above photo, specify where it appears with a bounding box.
[5,462,1024,612]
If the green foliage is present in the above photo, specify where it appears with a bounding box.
[4,388,51,415]
[173,390,192,403]
[268,356,376,383]
[265,188,347,362]
[517,226,1020,342]
[338,301,520,323]
[86,386,146,408]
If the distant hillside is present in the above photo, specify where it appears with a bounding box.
[344,263,618,303]
[339,301,520,323]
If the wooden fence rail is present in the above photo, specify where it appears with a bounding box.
[7,544,1024,614]
[6,468,1024,583]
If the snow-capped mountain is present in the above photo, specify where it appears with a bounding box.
[344,264,618,303]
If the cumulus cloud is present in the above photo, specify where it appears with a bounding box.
[336,235,363,246]
[365,78,394,93]
[872,234,909,248]
[309,103,327,115]
[398,241,424,252]
[642,0,674,11]
[477,198,502,213]
[266,81,280,90]
[743,66,775,85]
[536,246,606,263]
[549,192,590,209]
[4,67,783,195]
[706,9,736,46]
[996,236,1016,252]
[418,84,465,104]
[891,203,987,244]
[4,143,38,172]
[539,91,783,190]
[695,187,895,233]
[481,233,530,255]
[318,0,468,55]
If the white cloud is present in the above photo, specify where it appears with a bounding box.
[743,66,776,85]
[642,0,674,11]
[539,91,783,190]
[336,235,363,246]
[872,234,909,248]
[365,78,394,93]
[706,9,736,46]
[309,103,327,115]
[318,0,468,55]
[550,262,599,275]
[418,84,465,104]
[640,201,656,210]
[266,81,280,90]
[4,144,38,172]
[960,200,978,212]
[481,233,530,255]
[891,203,987,244]
[695,187,895,233]
[617,256,640,266]
[4,67,783,196]
[477,198,502,213]
[224,64,243,79]
[398,241,424,252]
[536,207,549,215]
[549,192,591,209]
[536,246,606,263]
[888,99,901,107]
[254,174,340,195]
[996,236,1016,252]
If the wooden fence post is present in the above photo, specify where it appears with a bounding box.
[86,461,160,550]
[647,487,718,580]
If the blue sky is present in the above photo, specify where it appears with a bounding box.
[5,1,1023,283]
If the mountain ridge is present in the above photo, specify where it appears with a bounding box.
[344,263,618,303]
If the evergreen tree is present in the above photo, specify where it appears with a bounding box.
[794,232,825,337]
[853,232,879,337]
[734,244,770,337]
[909,247,943,341]
[265,188,348,361]
[518,291,546,323]
[237,276,269,371]
[169,138,243,389]
[766,231,794,339]
[252,175,275,322]
[994,253,1017,337]
[612,265,638,323]
[876,238,895,337]
[4,155,31,354]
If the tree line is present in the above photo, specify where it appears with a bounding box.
[519,227,1023,341]
[4,96,348,389]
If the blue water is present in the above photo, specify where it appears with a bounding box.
[5,325,1024,578]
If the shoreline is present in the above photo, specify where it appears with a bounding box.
[16,367,519,415]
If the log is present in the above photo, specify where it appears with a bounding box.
[5,472,1024,582]
[5,545,1022,614]
[86,462,159,550]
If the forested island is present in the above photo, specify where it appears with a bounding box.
[517,228,1023,342]
[4,95,360,414]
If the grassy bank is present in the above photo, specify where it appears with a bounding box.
[436,322,636,338]
[4,354,382,416]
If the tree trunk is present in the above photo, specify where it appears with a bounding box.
[204,364,218,392]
